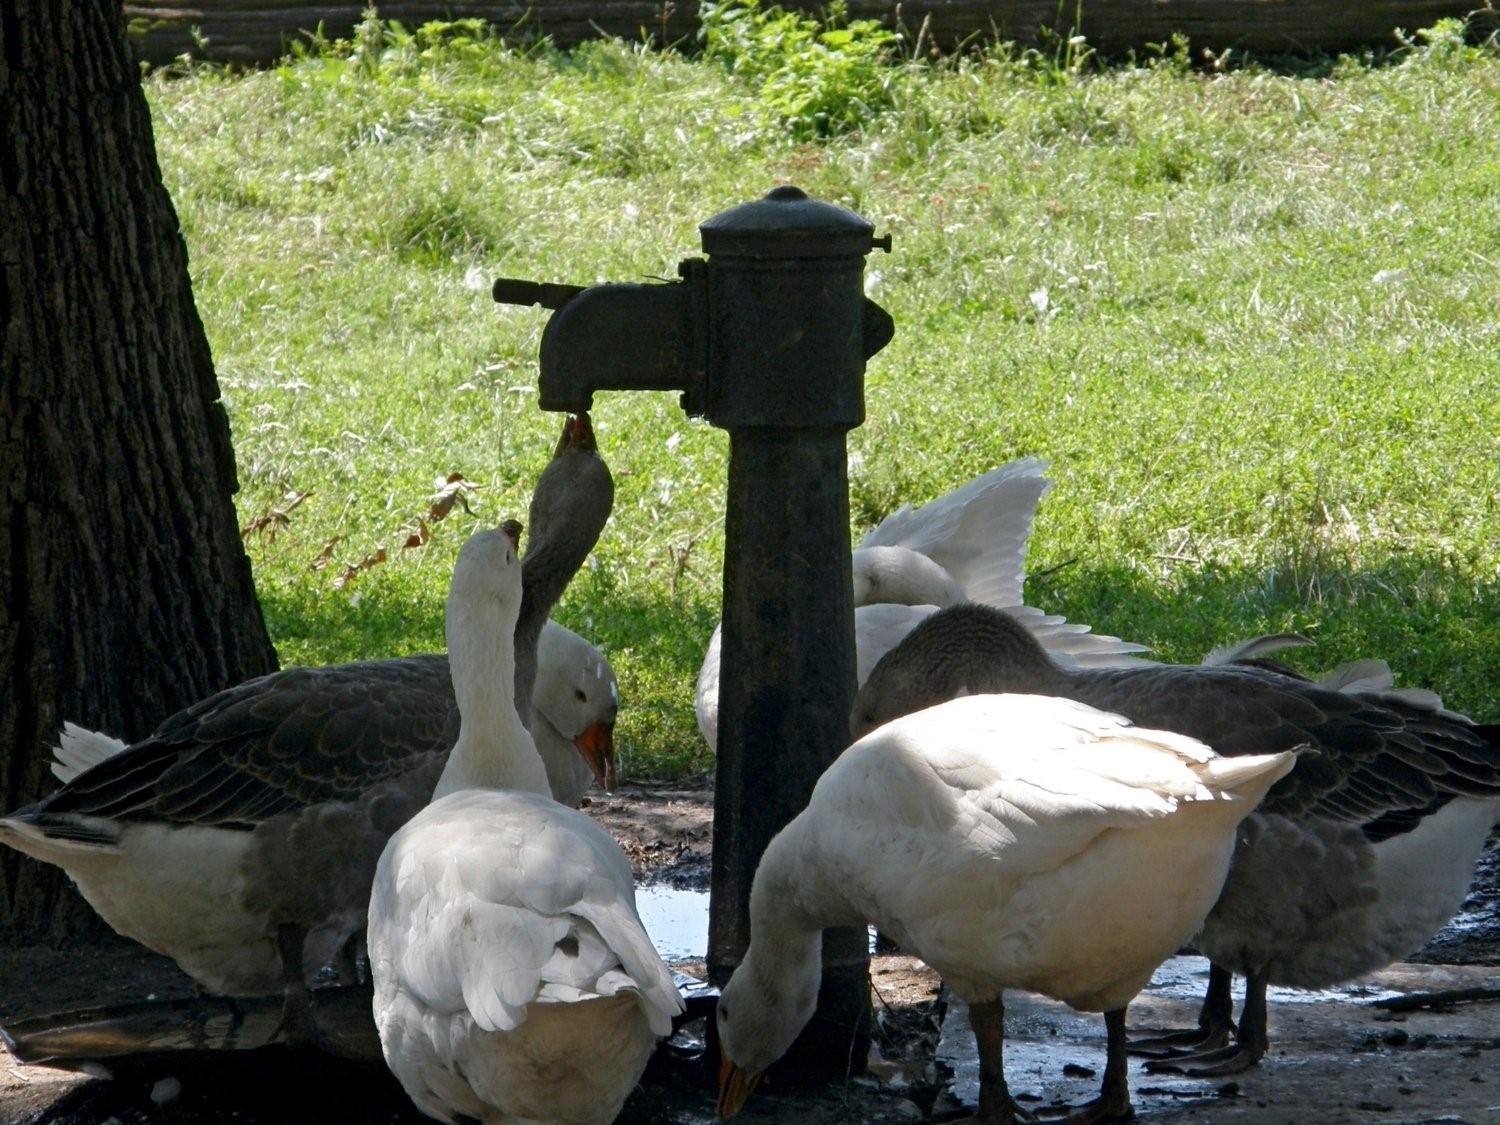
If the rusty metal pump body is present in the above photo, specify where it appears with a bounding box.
[496,186,893,1078]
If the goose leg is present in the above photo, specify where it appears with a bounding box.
[335,929,370,986]
[969,995,1036,1124]
[270,923,323,1048]
[1145,969,1270,1077]
[1127,963,1234,1056]
[1036,1008,1134,1123]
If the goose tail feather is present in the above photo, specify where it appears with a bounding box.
[51,723,129,784]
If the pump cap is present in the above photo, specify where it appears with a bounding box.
[700,186,881,259]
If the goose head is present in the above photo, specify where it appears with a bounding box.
[848,602,1060,741]
[715,943,819,1119]
[533,623,620,790]
[850,545,965,608]
[447,521,525,659]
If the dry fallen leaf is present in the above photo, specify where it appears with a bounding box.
[241,489,312,540]
[310,536,341,571]
[332,546,389,590]
[402,519,431,550]
[429,473,478,522]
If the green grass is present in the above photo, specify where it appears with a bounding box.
[147,16,1500,781]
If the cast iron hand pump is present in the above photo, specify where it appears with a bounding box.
[496,186,893,1078]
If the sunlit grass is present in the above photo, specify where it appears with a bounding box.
[150,18,1500,779]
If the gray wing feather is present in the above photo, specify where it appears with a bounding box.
[1067,665,1500,825]
[33,656,459,828]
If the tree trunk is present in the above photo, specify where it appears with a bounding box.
[0,3,279,944]
[119,0,1486,66]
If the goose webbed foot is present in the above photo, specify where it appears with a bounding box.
[1143,1041,1263,1077]
[1144,969,1268,1078]
[1125,1024,1231,1057]
[1033,1008,1134,1123]
[1126,963,1234,1058]
[969,1097,1038,1124]
[1033,1097,1133,1124]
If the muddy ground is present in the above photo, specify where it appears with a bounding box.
[1,779,1496,1123]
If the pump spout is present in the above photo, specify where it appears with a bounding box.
[532,270,706,415]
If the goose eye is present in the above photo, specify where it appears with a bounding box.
[574,688,587,702]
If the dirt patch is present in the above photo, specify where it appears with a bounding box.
[586,778,715,889]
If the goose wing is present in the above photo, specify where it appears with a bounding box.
[378,790,681,1036]
[1070,665,1500,826]
[830,693,1291,876]
[858,460,1051,610]
[31,656,457,829]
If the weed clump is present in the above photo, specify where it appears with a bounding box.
[700,0,899,138]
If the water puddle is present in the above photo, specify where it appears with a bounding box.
[636,884,709,963]
[1141,955,1402,1005]
[635,884,886,963]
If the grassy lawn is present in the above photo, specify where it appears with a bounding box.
[147,14,1500,782]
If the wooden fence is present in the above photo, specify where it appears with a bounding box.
[125,0,1489,65]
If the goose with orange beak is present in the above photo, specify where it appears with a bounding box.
[531,619,620,805]
[714,692,1294,1122]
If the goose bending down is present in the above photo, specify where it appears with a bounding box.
[851,604,1500,1075]
[694,460,1147,750]
[0,415,614,1039]
[715,693,1295,1123]
[370,526,681,1124]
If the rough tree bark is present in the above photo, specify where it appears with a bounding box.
[0,3,279,944]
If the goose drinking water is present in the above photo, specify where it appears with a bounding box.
[715,692,1294,1122]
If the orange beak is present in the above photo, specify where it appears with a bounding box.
[573,720,616,791]
[717,1053,763,1120]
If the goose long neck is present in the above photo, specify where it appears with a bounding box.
[513,546,571,729]
[513,455,612,725]
[434,592,549,800]
[931,608,1070,696]
[747,819,861,966]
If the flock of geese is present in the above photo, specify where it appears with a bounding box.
[2,414,1497,1124]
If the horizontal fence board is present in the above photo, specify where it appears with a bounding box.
[124,1,1484,64]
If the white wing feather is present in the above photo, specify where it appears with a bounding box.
[372,789,681,1039]
[858,459,1051,610]
[820,693,1294,877]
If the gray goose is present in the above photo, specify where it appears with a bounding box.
[0,414,614,1042]
[851,603,1500,1075]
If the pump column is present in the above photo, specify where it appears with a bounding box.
[703,186,890,1079]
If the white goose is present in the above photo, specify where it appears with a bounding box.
[0,415,613,1039]
[715,693,1294,1122]
[369,526,681,1125]
[694,460,1147,750]
[852,604,1500,1075]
